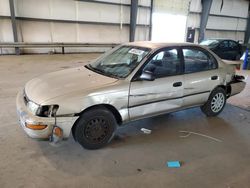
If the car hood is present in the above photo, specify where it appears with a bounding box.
[24,66,118,104]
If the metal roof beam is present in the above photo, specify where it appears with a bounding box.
[198,0,213,43]
[9,0,20,55]
[129,0,138,42]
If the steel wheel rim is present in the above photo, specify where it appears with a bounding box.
[84,117,110,144]
[211,93,225,113]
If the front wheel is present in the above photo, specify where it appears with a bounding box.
[74,107,117,150]
[200,87,226,117]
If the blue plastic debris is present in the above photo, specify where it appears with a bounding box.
[167,161,181,168]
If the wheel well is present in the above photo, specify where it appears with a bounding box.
[217,85,231,97]
[71,104,123,141]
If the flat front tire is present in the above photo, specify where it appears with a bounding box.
[201,87,226,117]
[74,107,117,150]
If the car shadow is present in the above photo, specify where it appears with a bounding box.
[36,105,250,177]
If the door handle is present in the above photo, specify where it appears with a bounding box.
[211,75,218,80]
[173,82,182,87]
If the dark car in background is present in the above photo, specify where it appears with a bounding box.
[200,39,243,60]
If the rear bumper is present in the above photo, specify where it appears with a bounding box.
[16,91,78,139]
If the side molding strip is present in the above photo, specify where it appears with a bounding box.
[129,91,210,108]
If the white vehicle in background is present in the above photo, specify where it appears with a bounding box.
[16,42,246,149]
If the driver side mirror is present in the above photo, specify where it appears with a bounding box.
[139,71,155,81]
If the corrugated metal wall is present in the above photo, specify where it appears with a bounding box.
[153,0,190,15]
[187,0,249,43]
[0,0,13,43]
[0,0,249,54]
[0,0,151,53]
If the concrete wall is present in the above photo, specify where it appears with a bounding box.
[187,0,249,43]
[0,0,151,54]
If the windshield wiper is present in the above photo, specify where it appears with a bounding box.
[85,64,120,79]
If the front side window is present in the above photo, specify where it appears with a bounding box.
[89,46,150,78]
[229,41,238,50]
[183,48,217,73]
[143,48,181,78]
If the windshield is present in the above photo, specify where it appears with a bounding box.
[200,39,219,47]
[89,46,150,78]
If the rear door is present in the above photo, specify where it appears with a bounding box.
[228,40,240,60]
[128,47,184,120]
[181,46,221,107]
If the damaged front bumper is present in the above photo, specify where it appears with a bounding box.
[16,91,78,139]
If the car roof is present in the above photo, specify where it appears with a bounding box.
[124,41,200,50]
[204,38,237,42]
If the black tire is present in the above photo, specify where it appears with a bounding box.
[200,87,226,117]
[74,107,117,150]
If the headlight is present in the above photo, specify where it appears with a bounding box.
[27,101,39,115]
[36,105,59,117]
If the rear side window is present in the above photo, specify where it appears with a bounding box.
[183,48,217,74]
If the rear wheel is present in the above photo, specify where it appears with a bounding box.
[74,107,117,149]
[201,87,226,117]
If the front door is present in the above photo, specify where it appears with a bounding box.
[216,40,229,59]
[128,48,184,120]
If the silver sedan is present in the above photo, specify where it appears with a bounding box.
[16,42,246,149]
